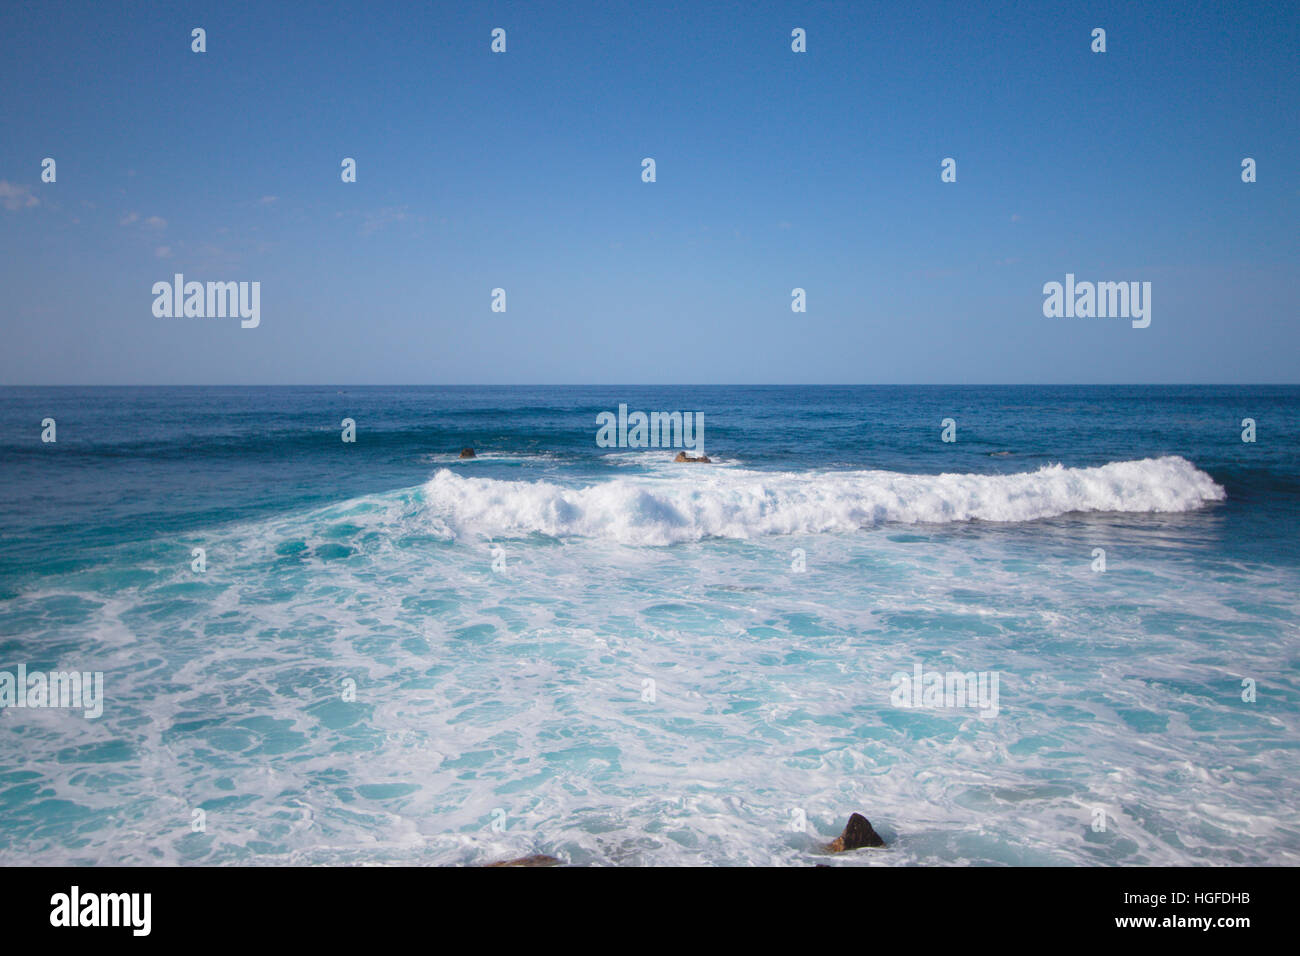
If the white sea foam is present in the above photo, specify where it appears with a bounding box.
[418,451,560,464]
[420,456,1226,544]
[600,450,743,469]
[3,450,1294,869]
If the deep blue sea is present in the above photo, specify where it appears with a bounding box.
[1,385,1297,865]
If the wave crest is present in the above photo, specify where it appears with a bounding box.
[420,456,1225,545]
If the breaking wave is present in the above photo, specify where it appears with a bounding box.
[420,456,1226,545]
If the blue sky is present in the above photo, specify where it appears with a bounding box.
[1,0,1296,384]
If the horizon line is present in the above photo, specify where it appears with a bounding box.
[2,383,1298,389]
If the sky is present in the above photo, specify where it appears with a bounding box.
[0,0,1296,385]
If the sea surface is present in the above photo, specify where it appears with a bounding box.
[1,385,1297,866]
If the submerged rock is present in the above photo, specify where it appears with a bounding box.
[484,854,562,867]
[827,813,886,852]
[673,451,712,463]
[459,447,476,458]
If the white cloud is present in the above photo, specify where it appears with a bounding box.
[0,181,40,211]
[361,206,409,236]
[121,212,165,229]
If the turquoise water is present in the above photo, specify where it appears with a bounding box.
[1,386,1297,865]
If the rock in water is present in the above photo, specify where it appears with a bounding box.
[673,451,712,463]
[484,854,562,867]
[827,813,885,851]
[459,447,476,458]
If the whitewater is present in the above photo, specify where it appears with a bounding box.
[2,385,1296,867]
[419,456,1226,544]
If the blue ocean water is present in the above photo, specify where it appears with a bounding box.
[0,385,1297,865]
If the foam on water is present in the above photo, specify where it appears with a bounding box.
[3,454,1294,867]
[421,456,1226,544]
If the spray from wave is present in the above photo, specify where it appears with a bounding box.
[419,456,1226,545]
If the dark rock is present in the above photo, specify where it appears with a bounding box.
[673,451,712,463]
[484,854,562,867]
[827,813,885,852]
[459,448,476,458]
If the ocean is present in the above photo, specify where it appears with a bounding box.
[1,385,1297,866]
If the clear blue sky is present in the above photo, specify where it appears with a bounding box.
[1,0,1296,384]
